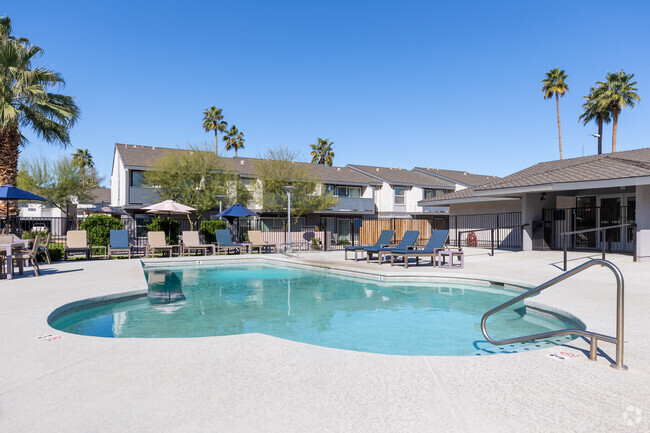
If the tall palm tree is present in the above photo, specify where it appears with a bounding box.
[596,71,640,153]
[310,138,335,166]
[579,85,610,155]
[223,125,245,157]
[541,68,569,160]
[202,106,228,155]
[0,17,80,215]
[72,148,94,187]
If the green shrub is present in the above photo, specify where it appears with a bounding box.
[147,217,181,245]
[310,238,322,250]
[199,219,227,244]
[22,229,48,240]
[337,238,350,246]
[80,215,124,247]
[43,243,64,262]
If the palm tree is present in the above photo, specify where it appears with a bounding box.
[310,138,335,166]
[202,106,228,155]
[72,148,94,187]
[223,125,245,157]
[541,68,569,159]
[0,17,80,215]
[579,85,610,155]
[596,71,640,153]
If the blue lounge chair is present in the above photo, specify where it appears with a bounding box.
[215,229,247,254]
[366,230,420,264]
[390,229,450,268]
[343,230,394,261]
[108,230,132,259]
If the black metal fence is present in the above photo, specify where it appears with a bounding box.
[449,211,523,249]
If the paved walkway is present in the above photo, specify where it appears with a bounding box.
[1,249,649,432]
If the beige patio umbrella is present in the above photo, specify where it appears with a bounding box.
[143,200,196,241]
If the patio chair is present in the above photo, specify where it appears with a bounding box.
[214,229,247,254]
[108,230,132,259]
[366,230,420,264]
[390,229,450,268]
[247,230,277,253]
[65,230,90,260]
[146,231,175,257]
[182,231,214,256]
[12,233,41,276]
[38,232,52,264]
[343,230,394,261]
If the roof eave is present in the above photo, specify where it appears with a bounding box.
[475,175,650,196]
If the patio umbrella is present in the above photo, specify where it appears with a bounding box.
[0,185,48,229]
[217,203,260,242]
[143,200,196,242]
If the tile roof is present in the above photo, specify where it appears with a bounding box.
[347,164,456,188]
[413,167,500,187]
[476,148,650,192]
[115,143,381,186]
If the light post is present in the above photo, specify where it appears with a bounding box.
[215,195,226,219]
[283,185,296,251]
[582,133,600,157]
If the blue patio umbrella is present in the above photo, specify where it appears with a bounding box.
[216,203,260,241]
[216,203,260,222]
[0,184,48,221]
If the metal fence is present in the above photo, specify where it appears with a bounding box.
[449,211,523,249]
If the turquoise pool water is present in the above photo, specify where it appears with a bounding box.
[50,263,581,356]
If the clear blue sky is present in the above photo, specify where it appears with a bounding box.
[5,1,650,185]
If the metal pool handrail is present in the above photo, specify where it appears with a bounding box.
[480,259,627,370]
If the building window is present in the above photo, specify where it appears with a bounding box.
[325,185,361,198]
[242,179,255,192]
[395,187,406,205]
[423,189,441,200]
[130,170,146,187]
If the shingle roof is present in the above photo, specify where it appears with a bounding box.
[115,143,381,186]
[347,164,456,188]
[476,148,650,192]
[413,167,500,187]
[87,187,111,204]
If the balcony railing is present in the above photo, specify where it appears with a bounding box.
[325,197,375,213]
[129,187,160,205]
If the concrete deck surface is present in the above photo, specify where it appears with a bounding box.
[1,248,649,432]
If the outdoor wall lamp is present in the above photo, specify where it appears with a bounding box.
[540,193,547,201]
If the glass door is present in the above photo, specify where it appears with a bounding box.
[624,196,636,251]
[574,196,597,249]
[599,197,622,250]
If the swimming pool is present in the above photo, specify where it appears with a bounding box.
[50,262,582,356]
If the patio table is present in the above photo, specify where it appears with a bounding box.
[0,239,30,280]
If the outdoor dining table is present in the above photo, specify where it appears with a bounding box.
[0,239,30,280]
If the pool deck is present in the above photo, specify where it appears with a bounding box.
[1,248,649,432]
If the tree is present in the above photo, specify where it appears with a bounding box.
[223,125,245,157]
[253,147,338,226]
[596,71,640,153]
[310,138,335,166]
[18,156,96,222]
[579,85,610,155]
[542,68,569,159]
[202,106,228,155]
[72,148,95,187]
[144,144,250,222]
[0,16,80,216]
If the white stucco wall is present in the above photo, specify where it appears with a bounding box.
[449,200,521,216]
[636,185,650,262]
[110,150,127,207]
